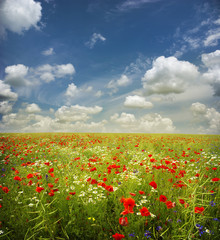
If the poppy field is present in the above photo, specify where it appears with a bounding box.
[0,133,219,240]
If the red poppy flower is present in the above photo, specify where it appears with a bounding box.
[2,187,9,193]
[36,187,44,193]
[14,176,22,181]
[194,206,204,214]
[27,173,33,179]
[112,233,125,240]
[119,217,128,226]
[91,179,97,184]
[149,181,157,189]
[48,190,54,197]
[48,183,53,188]
[69,192,76,195]
[123,197,136,214]
[129,192,136,196]
[121,209,130,215]
[28,180,33,186]
[120,196,125,203]
[179,199,185,204]
[139,190,145,195]
[166,201,175,209]
[105,185,114,192]
[212,178,220,182]
[48,168,54,173]
[139,206,151,216]
[159,195,167,202]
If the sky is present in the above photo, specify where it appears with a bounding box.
[0,0,220,134]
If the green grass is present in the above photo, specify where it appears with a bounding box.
[0,133,219,239]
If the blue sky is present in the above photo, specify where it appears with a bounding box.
[0,0,220,134]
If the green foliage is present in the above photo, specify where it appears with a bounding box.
[0,133,219,239]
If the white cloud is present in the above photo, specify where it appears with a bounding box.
[107,74,132,94]
[202,50,220,68]
[0,0,42,36]
[116,0,160,11]
[65,83,78,97]
[39,72,55,83]
[0,80,18,101]
[111,112,136,126]
[204,28,220,47]
[111,112,175,133]
[95,90,103,98]
[124,95,153,108]
[202,50,220,96]
[142,56,199,95]
[36,64,53,73]
[183,36,200,49]
[117,74,132,86]
[0,101,13,114]
[190,102,207,115]
[4,63,76,88]
[5,64,29,87]
[85,33,106,49]
[190,102,220,134]
[25,103,41,113]
[50,120,107,133]
[55,105,103,123]
[214,18,220,25]
[0,113,29,131]
[41,47,55,56]
[124,56,151,75]
[54,64,75,78]
[0,104,106,133]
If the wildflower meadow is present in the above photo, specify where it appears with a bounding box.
[0,133,219,239]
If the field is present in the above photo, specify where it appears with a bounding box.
[0,133,219,240]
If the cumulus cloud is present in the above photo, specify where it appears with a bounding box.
[202,50,220,96]
[107,74,132,94]
[36,63,75,80]
[190,102,207,115]
[0,0,42,36]
[41,47,55,56]
[5,64,29,87]
[54,64,75,78]
[85,33,106,49]
[111,112,136,126]
[55,105,103,123]
[0,80,18,101]
[190,102,220,134]
[65,83,78,97]
[25,103,41,113]
[142,56,199,95]
[124,95,153,108]
[4,63,76,87]
[0,113,30,131]
[111,112,175,133]
[0,101,13,114]
[0,104,106,133]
